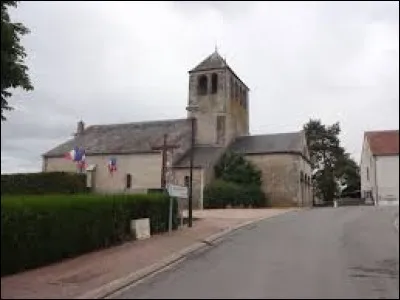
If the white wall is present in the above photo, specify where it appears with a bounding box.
[360,138,376,200]
[376,155,399,205]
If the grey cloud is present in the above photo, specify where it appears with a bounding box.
[1,1,398,173]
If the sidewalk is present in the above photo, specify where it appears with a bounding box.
[1,208,296,299]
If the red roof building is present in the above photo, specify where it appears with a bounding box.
[364,130,399,156]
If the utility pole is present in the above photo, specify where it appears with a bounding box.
[152,134,179,190]
[188,117,195,227]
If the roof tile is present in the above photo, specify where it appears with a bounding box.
[189,51,227,73]
[43,119,192,157]
[229,131,306,155]
[365,130,399,156]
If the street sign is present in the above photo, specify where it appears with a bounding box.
[167,184,188,199]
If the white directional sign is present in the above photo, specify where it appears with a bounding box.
[167,184,188,199]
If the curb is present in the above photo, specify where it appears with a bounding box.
[75,209,299,299]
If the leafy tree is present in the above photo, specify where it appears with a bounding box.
[214,151,262,187]
[1,1,33,121]
[303,119,360,203]
[207,152,267,208]
[336,153,361,197]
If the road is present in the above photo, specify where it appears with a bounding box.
[112,206,399,299]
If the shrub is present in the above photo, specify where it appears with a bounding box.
[1,193,178,276]
[209,152,267,209]
[214,151,262,186]
[1,172,88,195]
[203,180,267,209]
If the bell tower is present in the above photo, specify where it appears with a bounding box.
[186,50,249,147]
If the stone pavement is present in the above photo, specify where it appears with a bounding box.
[1,208,296,299]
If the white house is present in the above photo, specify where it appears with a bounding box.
[360,130,399,206]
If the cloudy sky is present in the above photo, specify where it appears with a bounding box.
[1,1,399,174]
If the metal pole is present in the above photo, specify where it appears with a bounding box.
[168,196,173,233]
[200,168,204,210]
[161,134,167,190]
[188,117,195,227]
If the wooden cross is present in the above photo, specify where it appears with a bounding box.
[152,134,180,189]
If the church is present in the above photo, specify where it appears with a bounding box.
[42,50,313,208]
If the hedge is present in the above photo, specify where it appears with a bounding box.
[203,180,268,209]
[1,193,178,276]
[1,172,88,195]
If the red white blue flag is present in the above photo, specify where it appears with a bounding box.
[108,157,117,174]
[65,146,86,172]
[65,146,85,162]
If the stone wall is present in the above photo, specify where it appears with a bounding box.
[245,153,312,207]
[187,70,227,146]
[187,68,249,147]
[44,153,162,193]
[226,70,249,143]
[173,165,214,209]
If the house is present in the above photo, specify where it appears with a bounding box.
[360,130,399,206]
[42,50,313,208]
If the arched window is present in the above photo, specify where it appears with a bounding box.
[126,174,132,189]
[198,75,208,95]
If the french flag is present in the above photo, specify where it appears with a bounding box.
[64,148,77,160]
[108,157,117,173]
[65,147,85,162]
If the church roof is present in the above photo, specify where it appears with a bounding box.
[229,131,307,156]
[189,50,227,73]
[189,50,250,90]
[43,118,192,157]
[173,146,226,168]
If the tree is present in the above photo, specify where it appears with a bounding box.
[336,153,361,198]
[204,151,267,208]
[214,151,262,187]
[1,1,33,121]
[303,119,360,203]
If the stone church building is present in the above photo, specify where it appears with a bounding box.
[43,50,313,208]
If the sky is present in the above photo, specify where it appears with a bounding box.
[1,1,399,174]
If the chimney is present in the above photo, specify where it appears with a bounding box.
[75,120,85,136]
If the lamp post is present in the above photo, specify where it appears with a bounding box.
[188,117,195,227]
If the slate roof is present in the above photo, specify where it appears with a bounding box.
[43,118,192,157]
[229,131,306,156]
[365,130,399,156]
[173,146,226,168]
[189,50,249,90]
[189,51,228,73]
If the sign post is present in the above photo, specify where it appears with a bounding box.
[167,184,188,232]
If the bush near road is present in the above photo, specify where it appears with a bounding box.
[1,172,88,195]
[204,180,267,208]
[1,193,178,276]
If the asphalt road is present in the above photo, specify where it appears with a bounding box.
[112,206,399,299]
